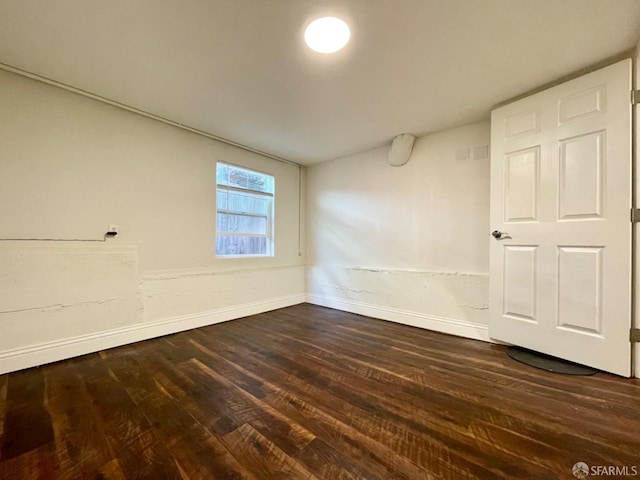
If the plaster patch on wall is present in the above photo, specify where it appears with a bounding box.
[346,266,486,277]
[141,264,301,281]
[142,265,305,320]
[1,297,124,314]
[307,265,489,327]
[346,267,387,273]
[468,303,489,310]
[0,243,142,349]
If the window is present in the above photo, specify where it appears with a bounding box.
[216,162,274,256]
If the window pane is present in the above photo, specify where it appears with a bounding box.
[217,213,267,234]
[226,191,269,215]
[216,190,228,210]
[217,162,274,194]
[229,167,249,189]
[216,235,267,256]
[218,190,269,215]
[216,212,228,232]
[216,163,229,186]
[246,170,273,193]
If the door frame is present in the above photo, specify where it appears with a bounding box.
[634,42,639,378]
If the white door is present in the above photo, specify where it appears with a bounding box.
[489,59,632,377]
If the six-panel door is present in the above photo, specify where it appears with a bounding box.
[489,59,632,377]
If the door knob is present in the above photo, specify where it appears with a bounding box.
[492,230,508,239]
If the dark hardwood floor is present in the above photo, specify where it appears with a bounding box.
[0,303,638,479]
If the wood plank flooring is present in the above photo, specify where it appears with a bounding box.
[0,303,639,479]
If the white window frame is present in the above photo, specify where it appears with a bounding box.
[216,162,275,257]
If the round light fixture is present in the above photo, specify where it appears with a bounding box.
[304,17,350,54]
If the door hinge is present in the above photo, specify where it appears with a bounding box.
[632,90,640,105]
[631,328,640,343]
[631,208,640,223]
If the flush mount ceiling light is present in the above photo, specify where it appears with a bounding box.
[304,17,350,53]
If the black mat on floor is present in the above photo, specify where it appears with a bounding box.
[506,346,599,375]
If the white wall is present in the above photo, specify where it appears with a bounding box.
[0,69,305,373]
[306,122,491,340]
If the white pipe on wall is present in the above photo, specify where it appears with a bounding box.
[0,62,301,169]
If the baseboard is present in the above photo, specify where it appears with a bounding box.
[0,292,489,375]
[0,294,305,375]
[306,294,490,343]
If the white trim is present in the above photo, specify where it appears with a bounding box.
[0,294,305,375]
[306,294,491,343]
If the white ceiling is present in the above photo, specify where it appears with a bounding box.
[1,1,639,165]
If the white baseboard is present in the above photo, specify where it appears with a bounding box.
[0,292,490,375]
[0,294,305,375]
[306,293,490,343]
